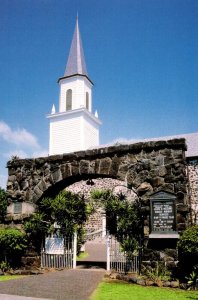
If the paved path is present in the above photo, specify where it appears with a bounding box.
[0,295,51,300]
[83,242,106,262]
[0,269,105,300]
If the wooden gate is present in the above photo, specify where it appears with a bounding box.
[41,233,77,269]
[107,236,141,273]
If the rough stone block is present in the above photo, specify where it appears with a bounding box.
[136,278,146,286]
[109,156,120,176]
[177,223,186,231]
[170,281,179,288]
[137,182,153,194]
[163,281,171,287]
[60,163,72,178]
[79,160,90,174]
[94,159,100,174]
[145,280,155,286]
[117,164,128,181]
[71,161,79,176]
[177,204,189,213]
[99,157,112,175]
[151,177,165,187]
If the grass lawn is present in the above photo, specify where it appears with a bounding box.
[77,251,89,261]
[0,275,25,281]
[90,281,198,300]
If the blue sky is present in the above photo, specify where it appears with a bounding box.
[0,0,197,188]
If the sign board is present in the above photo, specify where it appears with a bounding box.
[152,201,175,232]
[150,191,177,235]
[45,237,64,254]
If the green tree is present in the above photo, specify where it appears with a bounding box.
[0,188,8,223]
[0,227,27,266]
[40,191,88,236]
[90,189,142,253]
[177,225,198,279]
[23,212,49,252]
[24,190,90,253]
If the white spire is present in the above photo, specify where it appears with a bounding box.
[51,104,56,114]
[95,110,98,118]
[64,17,88,77]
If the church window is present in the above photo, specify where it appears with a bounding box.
[66,89,72,111]
[86,92,89,110]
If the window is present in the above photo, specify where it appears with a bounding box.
[66,89,72,111]
[86,92,89,110]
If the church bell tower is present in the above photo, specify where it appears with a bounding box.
[47,18,101,155]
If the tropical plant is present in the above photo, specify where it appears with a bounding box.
[90,189,142,253]
[141,262,171,283]
[40,191,88,235]
[24,190,90,253]
[186,266,198,290]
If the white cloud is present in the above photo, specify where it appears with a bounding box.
[0,121,39,149]
[109,137,141,144]
[32,150,48,158]
[0,121,49,189]
[4,150,28,159]
[91,137,143,150]
[3,149,48,160]
[0,174,7,189]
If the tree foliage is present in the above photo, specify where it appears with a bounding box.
[24,190,90,252]
[0,227,27,265]
[90,189,142,253]
[177,225,198,279]
[178,225,198,255]
[0,188,8,223]
[40,191,88,235]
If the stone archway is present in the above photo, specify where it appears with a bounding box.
[6,139,188,235]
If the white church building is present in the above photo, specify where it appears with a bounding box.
[47,18,101,155]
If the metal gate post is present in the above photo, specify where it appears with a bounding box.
[73,231,77,269]
[106,235,110,271]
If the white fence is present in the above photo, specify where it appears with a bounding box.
[41,233,77,269]
[107,236,140,273]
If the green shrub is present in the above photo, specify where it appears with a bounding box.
[0,261,10,272]
[178,225,198,255]
[177,225,198,279]
[0,227,27,266]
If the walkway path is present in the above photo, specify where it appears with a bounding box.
[83,241,106,262]
[0,269,105,300]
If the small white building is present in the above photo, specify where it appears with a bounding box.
[47,18,101,155]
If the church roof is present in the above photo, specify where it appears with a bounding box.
[141,133,198,158]
[125,132,198,158]
[64,17,88,78]
[103,132,198,159]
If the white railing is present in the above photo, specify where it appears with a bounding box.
[41,251,73,268]
[107,236,140,274]
[41,233,77,269]
[85,229,103,241]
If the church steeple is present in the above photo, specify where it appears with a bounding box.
[64,17,88,78]
[48,18,101,156]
